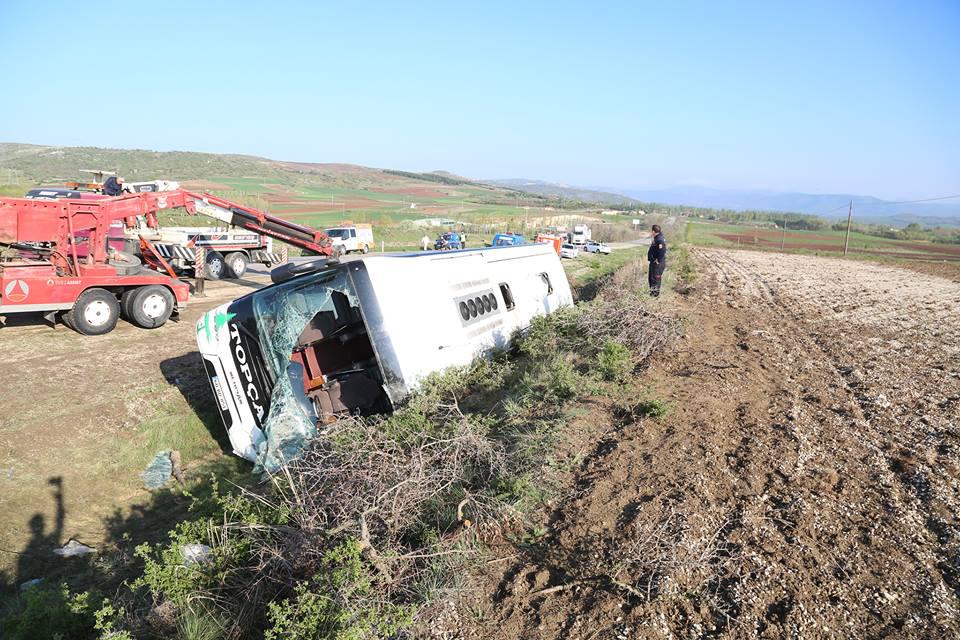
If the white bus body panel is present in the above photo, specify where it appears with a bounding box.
[195,305,268,460]
[362,244,571,389]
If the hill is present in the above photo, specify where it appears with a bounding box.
[0,142,403,189]
[485,178,640,206]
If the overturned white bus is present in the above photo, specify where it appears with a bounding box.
[195,243,573,470]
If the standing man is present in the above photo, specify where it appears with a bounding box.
[421,234,431,251]
[647,224,666,297]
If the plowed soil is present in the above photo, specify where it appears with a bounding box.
[715,234,960,262]
[369,187,449,198]
[453,249,960,638]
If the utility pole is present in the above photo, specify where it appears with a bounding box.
[843,200,853,256]
[781,218,787,251]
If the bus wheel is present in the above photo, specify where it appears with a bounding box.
[65,288,120,336]
[225,252,248,279]
[205,251,225,280]
[362,244,370,254]
[128,285,174,329]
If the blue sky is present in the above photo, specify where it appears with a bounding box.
[0,0,957,199]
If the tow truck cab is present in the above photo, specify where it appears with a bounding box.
[196,244,572,469]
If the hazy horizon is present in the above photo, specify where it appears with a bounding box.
[1,1,957,201]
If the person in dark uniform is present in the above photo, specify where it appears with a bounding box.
[647,224,666,297]
[102,175,124,196]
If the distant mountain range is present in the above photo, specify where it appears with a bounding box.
[612,186,960,226]
[489,178,960,227]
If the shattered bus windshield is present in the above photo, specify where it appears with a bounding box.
[250,266,388,470]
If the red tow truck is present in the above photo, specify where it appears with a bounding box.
[0,190,338,335]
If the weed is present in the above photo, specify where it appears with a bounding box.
[0,583,107,640]
[519,354,581,404]
[597,341,633,382]
[633,398,671,419]
[263,540,414,640]
[176,604,225,640]
[673,244,698,291]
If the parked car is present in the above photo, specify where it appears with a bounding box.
[491,233,526,247]
[435,231,464,250]
[584,240,612,254]
[559,242,580,259]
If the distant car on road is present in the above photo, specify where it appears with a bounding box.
[559,242,580,259]
[435,231,464,250]
[584,240,612,254]
[491,233,526,247]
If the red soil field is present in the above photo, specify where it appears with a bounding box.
[370,187,448,198]
[716,234,960,262]
[898,242,960,257]
[179,180,234,191]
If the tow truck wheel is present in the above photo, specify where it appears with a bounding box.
[224,252,248,279]
[120,287,138,321]
[205,251,225,280]
[128,285,174,329]
[109,250,142,276]
[65,288,120,336]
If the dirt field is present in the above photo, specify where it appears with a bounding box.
[369,186,449,198]
[716,233,960,263]
[0,275,269,584]
[456,249,960,638]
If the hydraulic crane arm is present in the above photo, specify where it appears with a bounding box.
[112,189,337,257]
[185,192,335,256]
[0,189,337,276]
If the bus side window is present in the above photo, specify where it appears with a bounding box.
[540,272,553,295]
[499,283,515,311]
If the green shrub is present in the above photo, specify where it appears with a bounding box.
[515,307,580,358]
[673,244,698,289]
[264,540,414,640]
[518,354,581,405]
[0,583,108,640]
[633,398,670,418]
[596,341,633,382]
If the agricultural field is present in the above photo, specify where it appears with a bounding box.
[453,248,960,638]
[688,220,960,275]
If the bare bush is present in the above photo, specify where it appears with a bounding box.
[608,509,739,603]
[576,289,682,367]
[282,408,507,582]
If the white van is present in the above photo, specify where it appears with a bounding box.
[195,243,573,469]
[325,224,374,254]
